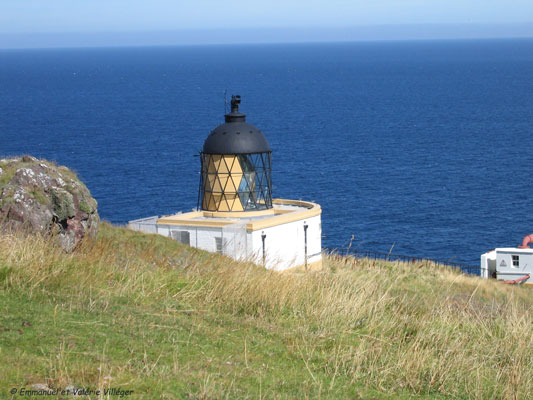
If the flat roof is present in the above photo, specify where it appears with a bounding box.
[157,198,321,231]
[495,248,533,253]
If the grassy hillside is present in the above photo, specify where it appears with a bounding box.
[1,223,532,399]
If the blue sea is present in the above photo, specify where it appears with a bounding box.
[1,39,533,265]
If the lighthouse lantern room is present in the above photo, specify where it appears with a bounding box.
[200,95,272,212]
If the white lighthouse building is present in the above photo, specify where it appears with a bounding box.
[129,96,322,271]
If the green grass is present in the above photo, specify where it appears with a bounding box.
[78,201,92,214]
[30,190,49,205]
[0,223,532,399]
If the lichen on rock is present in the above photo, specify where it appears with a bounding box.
[0,155,99,251]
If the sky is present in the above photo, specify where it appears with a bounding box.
[1,0,533,48]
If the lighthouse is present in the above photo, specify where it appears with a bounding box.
[129,96,322,271]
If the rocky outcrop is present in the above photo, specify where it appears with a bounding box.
[0,155,99,251]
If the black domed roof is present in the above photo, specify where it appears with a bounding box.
[202,95,271,155]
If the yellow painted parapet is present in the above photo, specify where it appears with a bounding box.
[245,200,321,231]
[157,199,321,232]
[272,199,316,208]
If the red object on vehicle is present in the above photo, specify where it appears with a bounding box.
[518,234,533,249]
[502,275,530,284]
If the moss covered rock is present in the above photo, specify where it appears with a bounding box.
[0,155,99,251]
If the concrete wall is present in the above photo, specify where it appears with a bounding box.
[480,251,496,279]
[130,213,322,271]
[250,214,322,270]
[157,224,224,254]
[222,222,248,261]
[495,250,533,282]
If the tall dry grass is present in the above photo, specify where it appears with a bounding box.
[1,223,533,398]
[189,254,533,398]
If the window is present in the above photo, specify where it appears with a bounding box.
[171,230,190,245]
[215,237,223,254]
[512,255,519,268]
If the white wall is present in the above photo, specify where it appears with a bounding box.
[480,251,496,279]
[222,222,248,261]
[495,250,533,281]
[250,215,322,270]
[155,215,322,271]
[157,224,224,253]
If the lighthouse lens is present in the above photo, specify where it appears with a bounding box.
[200,152,272,212]
[236,153,272,211]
